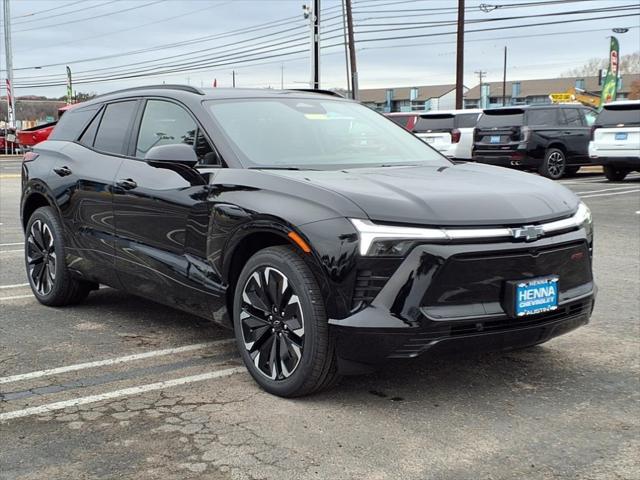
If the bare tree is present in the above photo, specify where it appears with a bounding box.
[561,52,640,77]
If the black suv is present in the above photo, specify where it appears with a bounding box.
[473,105,596,179]
[21,86,595,397]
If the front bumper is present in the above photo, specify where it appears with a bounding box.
[330,229,595,372]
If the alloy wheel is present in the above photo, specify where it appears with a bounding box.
[547,151,565,177]
[26,219,56,296]
[240,266,305,380]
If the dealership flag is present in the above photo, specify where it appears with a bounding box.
[599,36,619,109]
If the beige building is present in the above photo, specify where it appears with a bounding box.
[464,74,639,108]
[359,84,465,112]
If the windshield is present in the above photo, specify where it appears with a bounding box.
[206,98,449,169]
[478,110,525,128]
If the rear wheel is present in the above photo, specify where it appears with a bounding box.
[603,165,629,181]
[539,148,566,179]
[25,207,95,306]
[232,245,339,397]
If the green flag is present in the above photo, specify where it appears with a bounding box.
[599,37,619,109]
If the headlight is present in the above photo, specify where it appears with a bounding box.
[350,219,447,256]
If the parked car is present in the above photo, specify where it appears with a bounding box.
[22,85,595,397]
[412,109,482,160]
[384,112,419,131]
[17,104,74,151]
[1,127,19,153]
[472,104,596,179]
[589,100,640,181]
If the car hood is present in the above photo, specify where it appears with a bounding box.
[268,163,579,226]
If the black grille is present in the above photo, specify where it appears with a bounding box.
[391,299,591,358]
[352,270,391,309]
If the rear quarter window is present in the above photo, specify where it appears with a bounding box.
[526,109,559,126]
[49,107,100,142]
[596,106,640,127]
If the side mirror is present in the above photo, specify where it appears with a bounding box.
[145,143,198,168]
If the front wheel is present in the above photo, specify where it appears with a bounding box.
[232,245,339,397]
[603,165,629,181]
[539,148,566,179]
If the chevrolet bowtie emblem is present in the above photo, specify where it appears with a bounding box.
[511,225,544,241]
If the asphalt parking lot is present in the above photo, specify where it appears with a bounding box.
[1,155,639,480]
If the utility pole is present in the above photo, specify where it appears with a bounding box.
[475,70,486,108]
[341,0,351,98]
[345,0,358,99]
[232,70,236,88]
[281,64,284,89]
[455,0,465,109]
[502,46,508,106]
[304,1,321,90]
[3,0,15,134]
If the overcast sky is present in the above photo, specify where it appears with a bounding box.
[1,0,639,98]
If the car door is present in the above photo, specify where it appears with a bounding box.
[560,107,590,164]
[112,98,223,318]
[48,101,138,289]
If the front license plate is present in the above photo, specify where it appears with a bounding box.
[615,132,628,141]
[490,135,501,144]
[515,277,559,317]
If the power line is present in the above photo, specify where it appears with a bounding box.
[15,11,639,89]
[12,0,166,33]
[11,0,86,21]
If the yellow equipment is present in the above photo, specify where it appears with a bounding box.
[549,87,600,108]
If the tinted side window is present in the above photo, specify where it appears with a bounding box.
[563,109,583,127]
[79,107,103,147]
[94,101,138,155]
[456,113,480,128]
[135,100,197,158]
[49,107,100,141]
[526,109,558,126]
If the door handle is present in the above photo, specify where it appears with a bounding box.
[53,166,72,177]
[116,178,137,190]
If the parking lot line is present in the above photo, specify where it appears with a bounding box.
[0,283,29,289]
[0,249,23,253]
[0,366,246,422]
[0,242,24,247]
[0,294,34,301]
[575,186,640,195]
[0,339,235,385]
[580,189,640,199]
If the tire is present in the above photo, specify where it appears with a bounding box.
[25,206,94,306]
[232,245,339,397]
[603,165,628,181]
[539,148,566,179]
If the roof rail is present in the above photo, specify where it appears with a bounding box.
[290,88,344,98]
[96,84,204,98]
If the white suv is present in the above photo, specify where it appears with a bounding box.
[412,109,482,160]
[589,100,640,181]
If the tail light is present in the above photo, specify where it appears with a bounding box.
[520,126,531,142]
[451,129,461,143]
[23,152,39,163]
